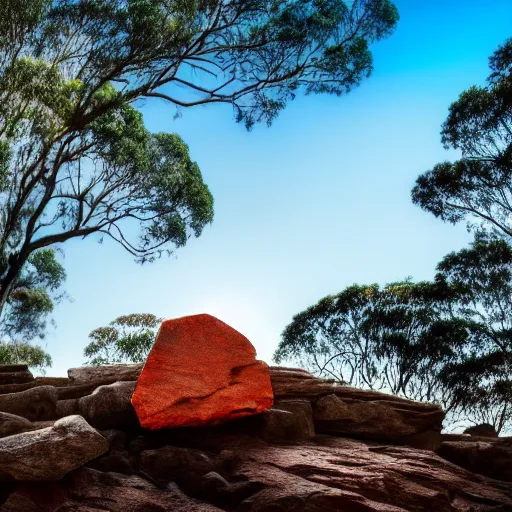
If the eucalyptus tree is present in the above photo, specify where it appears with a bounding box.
[274,280,465,409]
[411,38,512,238]
[435,234,512,433]
[0,0,399,318]
[84,313,162,365]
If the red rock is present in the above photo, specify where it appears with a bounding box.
[131,314,274,429]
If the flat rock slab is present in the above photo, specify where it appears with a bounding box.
[132,314,274,429]
[271,367,444,446]
[68,363,144,385]
[0,415,108,480]
[0,365,33,385]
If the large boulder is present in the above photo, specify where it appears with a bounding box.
[131,314,274,429]
[0,415,108,480]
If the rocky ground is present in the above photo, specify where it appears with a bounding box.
[0,363,511,511]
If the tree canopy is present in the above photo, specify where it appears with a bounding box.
[275,238,512,433]
[274,281,464,408]
[0,0,399,320]
[84,313,162,365]
[1,248,66,342]
[411,38,512,238]
[435,235,512,433]
[0,341,52,374]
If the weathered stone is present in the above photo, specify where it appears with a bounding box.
[233,436,512,511]
[1,467,222,511]
[0,386,57,421]
[56,398,79,418]
[0,377,69,397]
[439,438,512,482]
[313,393,444,444]
[260,399,315,443]
[0,412,39,439]
[274,399,315,438]
[141,445,217,485]
[78,381,138,430]
[0,365,34,385]
[463,423,498,438]
[0,415,108,481]
[403,430,442,451]
[132,314,274,429]
[68,363,143,385]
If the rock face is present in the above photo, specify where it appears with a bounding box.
[439,437,512,482]
[272,367,445,447]
[0,385,57,421]
[131,314,274,429]
[0,361,510,511]
[0,415,108,480]
[2,467,222,512]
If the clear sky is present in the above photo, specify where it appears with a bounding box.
[44,1,512,376]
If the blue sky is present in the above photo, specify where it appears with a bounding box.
[45,1,512,376]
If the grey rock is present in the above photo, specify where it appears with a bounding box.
[0,415,108,480]
[68,364,143,385]
[78,381,138,429]
[0,386,57,421]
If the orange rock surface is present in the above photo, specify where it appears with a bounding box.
[131,314,274,429]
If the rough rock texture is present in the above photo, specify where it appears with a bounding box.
[0,386,57,421]
[79,381,138,429]
[260,400,315,443]
[132,314,274,429]
[0,366,33,386]
[0,363,510,511]
[0,412,47,439]
[0,415,108,480]
[272,367,445,447]
[1,467,222,512]
[68,363,144,385]
[439,437,512,482]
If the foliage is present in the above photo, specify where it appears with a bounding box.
[0,248,66,341]
[84,313,162,365]
[275,238,512,433]
[0,0,399,318]
[435,234,512,433]
[274,280,466,409]
[0,340,52,374]
[411,38,512,238]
